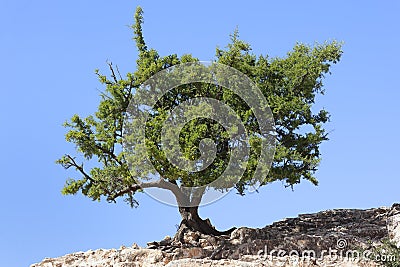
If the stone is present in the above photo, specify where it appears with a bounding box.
[387,203,400,247]
[31,204,400,267]
[183,231,200,243]
[146,241,159,247]
[159,238,172,246]
[206,235,218,247]
[198,238,211,248]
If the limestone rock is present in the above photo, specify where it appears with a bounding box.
[387,203,400,247]
[31,204,399,267]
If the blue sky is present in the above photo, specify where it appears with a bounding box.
[1,1,399,266]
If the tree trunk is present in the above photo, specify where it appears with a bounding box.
[174,206,236,242]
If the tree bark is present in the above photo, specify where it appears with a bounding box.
[174,206,236,242]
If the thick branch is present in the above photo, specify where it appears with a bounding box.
[109,179,197,206]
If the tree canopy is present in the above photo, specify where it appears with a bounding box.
[57,6,342,220]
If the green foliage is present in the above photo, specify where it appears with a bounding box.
[56,6,342,207]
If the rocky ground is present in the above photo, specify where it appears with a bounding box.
[31,204,400,267]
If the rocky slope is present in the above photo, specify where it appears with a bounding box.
[31,204,400,267]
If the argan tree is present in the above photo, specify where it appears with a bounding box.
[57,7,342,240]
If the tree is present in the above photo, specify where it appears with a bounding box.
[56,6,342,241]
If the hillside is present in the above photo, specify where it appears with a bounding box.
[31,204,400,266]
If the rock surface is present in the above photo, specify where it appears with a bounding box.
[31,204,400,267]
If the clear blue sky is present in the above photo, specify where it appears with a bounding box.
[1,1,399,266]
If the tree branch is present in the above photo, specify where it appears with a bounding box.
[94,141,123,166]
[107,61,119,83]
[108,179,192,206]
[65,155,95,182]
[293,71,309,93]
[115,64,123,80]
